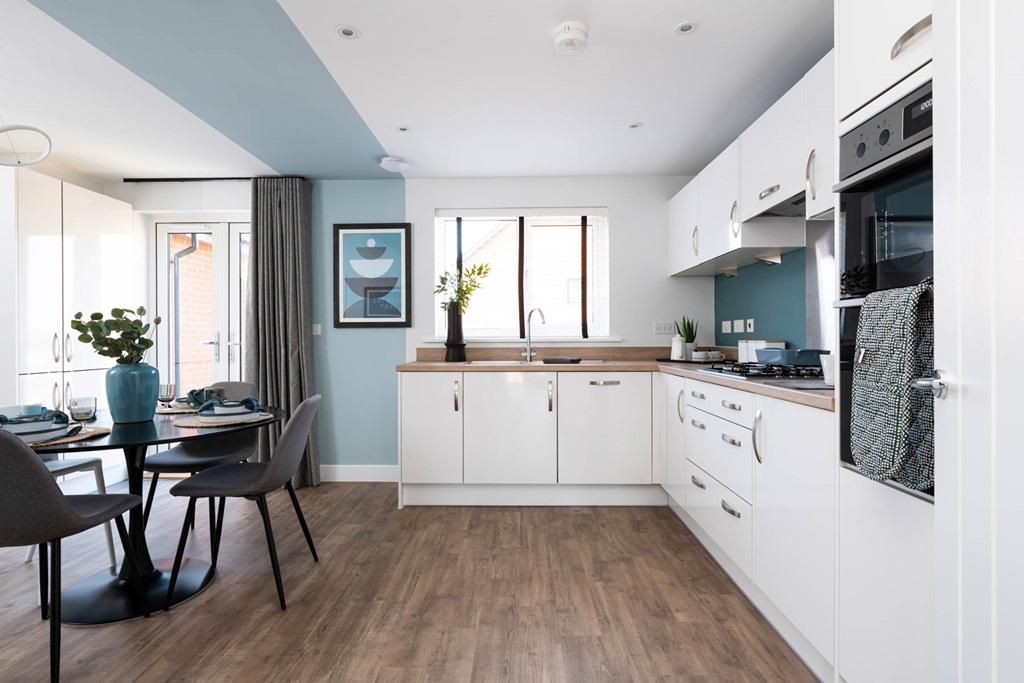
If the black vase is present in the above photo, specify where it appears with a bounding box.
[444,307,467,362]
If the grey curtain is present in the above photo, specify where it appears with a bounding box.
[246,177,320,486]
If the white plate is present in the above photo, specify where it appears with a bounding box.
[8,424,71,444]
[213,404,251,415]
[197,412,270,425]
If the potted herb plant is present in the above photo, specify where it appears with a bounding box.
[435,264,490,362]
[676,317,699,360]
[70,306,161,423]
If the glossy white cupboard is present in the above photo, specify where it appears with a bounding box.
[699,141,738,256]
[667,177,699,275]
[463,372,558,484]
[400,372,463,484]
[803,50,837,218]
[836,0,932,121]
[662,373,687,506]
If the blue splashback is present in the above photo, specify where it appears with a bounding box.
[312,180,405,466]
[715,249,806,349]
[28,0,389,179]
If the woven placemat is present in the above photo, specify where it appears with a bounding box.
[174,413,274,429]
[156,406,198,415]
[29,427,111,448]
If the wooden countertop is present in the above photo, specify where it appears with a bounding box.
[396,360,835,412]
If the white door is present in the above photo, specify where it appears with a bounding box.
[16,169,63,375]
[62,182,140,371]
[463,372,557,484]
[803,50,836,219]
[400,372,463,484]
[700,141,740,253]
[18,372,64,413]
[667,178,699,275]
[752,396,835,664]
[155,222,250,393]
[662,374,687,507]
[557,372,651,484]
[836,0,932,121]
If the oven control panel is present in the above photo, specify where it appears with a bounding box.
[839,82,932,181]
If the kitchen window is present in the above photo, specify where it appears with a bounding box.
[435,211,609,340]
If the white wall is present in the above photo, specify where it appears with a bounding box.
[0,168,17,404]
[404,176,715,359]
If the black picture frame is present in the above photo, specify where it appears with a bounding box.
[333,223,412,328]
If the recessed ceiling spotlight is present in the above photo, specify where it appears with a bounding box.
[336,25,359,39]
[675,21,697,35]
[553,21,588,55]
[380,155,410,173]
[396,125,409,132]
[629,121,645,129]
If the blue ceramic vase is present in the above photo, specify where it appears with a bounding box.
[106,362,159,423]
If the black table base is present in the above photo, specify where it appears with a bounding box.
[60,558,214,625]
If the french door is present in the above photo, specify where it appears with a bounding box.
[155,223,250,393]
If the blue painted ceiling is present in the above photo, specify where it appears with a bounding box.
[28,0,390,179]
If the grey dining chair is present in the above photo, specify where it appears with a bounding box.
[143,381,258,542]
[0,430,143,683]
[165,394,321,611]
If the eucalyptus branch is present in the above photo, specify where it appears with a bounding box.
[70,306,162,364]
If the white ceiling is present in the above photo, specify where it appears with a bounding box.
[280,0,834,178]
[1,0,275,182]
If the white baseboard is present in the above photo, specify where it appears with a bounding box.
[400,483,667,506]
[319,464,398,482]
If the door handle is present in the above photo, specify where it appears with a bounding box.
[805,148,817,201]
[721,399,742,412]
[52,333,60,364]
[65,381,73,407]
[676,389,685,423]
[752,409,763,464]
[690,475,706,490]
[730,200,740,237]
[721,499,742,519]
[758,184,780,200]
[891,14,933,60]
[691,225,699,256]
[721,433,742,448]
[547,381,554,412]
[690,390,706,400]
[453,380,460,412]
[911,370,948,399]
[589,380,621,387]
[52,382,60,411]
[690,419,706,430]
[64,333,73,363]
[202,332,221,362]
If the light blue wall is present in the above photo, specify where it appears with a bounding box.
[311,180,405,466]
[714,248,807,349]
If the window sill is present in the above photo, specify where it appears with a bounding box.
[423,336,622,345]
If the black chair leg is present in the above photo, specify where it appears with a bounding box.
[211,497,226,570]
[285,482,318,562]
[208,497,216,547]
[255,495,286,610]
[38,543,48,621]
[189,473,196,530]
[143,472,159,529]
[113,514,148,617]
[49,538,60,683]
[165,498,196,611]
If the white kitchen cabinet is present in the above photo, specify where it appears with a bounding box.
[740,78,807,222]
[662,374,687,507]
[700,141,740,254]
[839,468,934,683]
[558,372,651,485]
[667,178,699,276]
[17,169,64,375]
[803,50,836,219]
[836,0,932,121]
[463,372,557,484]
[685,407,753,503]
[62,182,138,371]
[400,372,464,484]
[685,459,752,577]
[18,372,64,412]
[752,396,835,664]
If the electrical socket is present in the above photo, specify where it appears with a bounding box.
[746,319,755,333]
[721,320,732,334]
[733,319,744,332]
[312,323,322,336]
[653,321,676,335]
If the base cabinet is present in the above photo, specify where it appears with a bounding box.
[463,372,557,484]
[662,374,687,506]
[400,372,463,484]
[558,372,652,484]
[684,458,752,577]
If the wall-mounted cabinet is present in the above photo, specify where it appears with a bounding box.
[803,51,837,218]
[667,177,700,275]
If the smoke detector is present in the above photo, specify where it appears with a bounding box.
[553,21,588,55]
[379,156,409,174]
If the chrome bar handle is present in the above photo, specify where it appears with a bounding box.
[453,380,460,412]
[589,380,621,387]
[547,381,554,412]
[676,389,685,423]
[752,409,763,464]
[65,381,72,407]
[690,390,706,400]
[911,370,948,399]
[52,333,60,364]
[690,419,706,430]
[690,475,706,490]
[52,382,60,411]
[721,499,742,519]
[805,148,817,201]
[758,184,780,200]
[64,333,73,363]
[721,433,742,448]
[721,399,742,412]
[730,200,740,237]
[891,14,933,60]
[691,225,699,256]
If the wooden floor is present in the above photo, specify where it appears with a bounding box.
[0,483,813,682]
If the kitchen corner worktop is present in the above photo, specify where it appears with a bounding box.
[395,360,835,411]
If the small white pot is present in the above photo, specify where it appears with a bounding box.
[670,335,685,360]
[684,342,697,360]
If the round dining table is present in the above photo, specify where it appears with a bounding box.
[34,408,284,625]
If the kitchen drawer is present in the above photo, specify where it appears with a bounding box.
[685,407,753,502]
[685,378,754,428]
[684,459,753,577]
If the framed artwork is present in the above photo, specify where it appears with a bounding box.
[333,223,412,328]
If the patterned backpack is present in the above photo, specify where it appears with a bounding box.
[850,277,934,490]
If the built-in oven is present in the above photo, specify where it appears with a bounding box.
[834,81,934,499]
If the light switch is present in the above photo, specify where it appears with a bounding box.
[312,323,322,336]
[746,319,755,333]
[721,320,732,333]
[653,321,676,335]
[733,319,744,332]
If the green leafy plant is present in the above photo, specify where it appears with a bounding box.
[70,306,162,364]
[435,264,492,314]
[675,317,699,343]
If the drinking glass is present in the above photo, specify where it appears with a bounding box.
[68,397,97,422]
[158,383,177,408]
